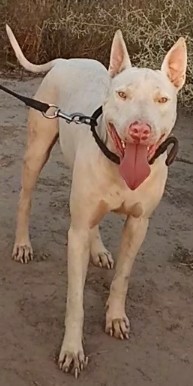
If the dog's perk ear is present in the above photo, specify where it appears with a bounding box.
[161,37,187,90]
[108,30,131,77]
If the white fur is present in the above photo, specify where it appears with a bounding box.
[6,25,187,377]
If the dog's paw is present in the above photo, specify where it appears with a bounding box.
[58,343,88,378]
[105,312,130,340]
[12,242,33,264]
[91,249,114,269]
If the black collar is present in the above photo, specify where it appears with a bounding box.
[90,106,179,167]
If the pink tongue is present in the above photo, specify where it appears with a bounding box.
[119,143,150,190]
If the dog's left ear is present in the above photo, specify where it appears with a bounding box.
[108,30,131,77]
[161,37,187,90]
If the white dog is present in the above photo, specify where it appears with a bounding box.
[6,25,187,377]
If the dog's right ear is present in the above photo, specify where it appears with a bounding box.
[108,30,131,77]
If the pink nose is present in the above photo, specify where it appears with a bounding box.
[128,121,151,142]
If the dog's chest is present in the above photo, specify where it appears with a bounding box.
[102,164,167,218]
[101,184,144,217]
[87,155,167,228]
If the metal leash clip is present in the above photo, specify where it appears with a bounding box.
[60,112,87,124]
[42,105,96,126]
[66,112,95,125]
[42,104,60,119]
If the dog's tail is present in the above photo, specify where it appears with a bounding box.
[6,24,60,73]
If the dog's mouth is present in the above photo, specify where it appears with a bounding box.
[108,122,165,190]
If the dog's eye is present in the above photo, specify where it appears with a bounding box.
[158,96,169,104]
[117,91,127,100]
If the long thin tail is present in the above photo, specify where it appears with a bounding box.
[6,24,59,73]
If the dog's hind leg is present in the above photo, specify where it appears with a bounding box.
[90,225,114,269]
[12,108,59,263]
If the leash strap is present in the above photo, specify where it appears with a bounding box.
[0,84,50,113]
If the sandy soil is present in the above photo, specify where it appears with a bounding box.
[0,77,193,386]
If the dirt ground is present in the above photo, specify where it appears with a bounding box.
[0,76,193,386]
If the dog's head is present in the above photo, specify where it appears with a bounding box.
[103,31,187,189]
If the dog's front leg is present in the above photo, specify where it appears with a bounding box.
[58,224,89,377]
[106,215,149,339]
[90,225,114,269]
